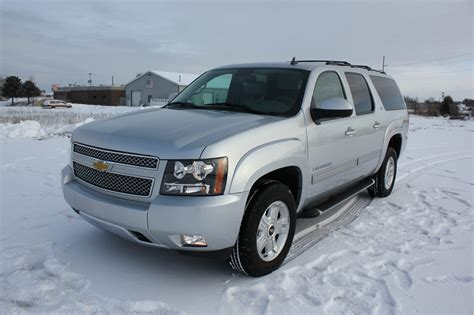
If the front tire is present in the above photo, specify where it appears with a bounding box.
[230,182,296,277]
[368,147,398,197]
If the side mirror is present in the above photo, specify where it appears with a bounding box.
[310,98,353,122]
[168,92,178,103]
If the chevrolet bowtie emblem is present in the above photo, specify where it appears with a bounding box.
[93,160,109,172]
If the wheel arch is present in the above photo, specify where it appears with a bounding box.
[388,134,402,158]
[247,166,303,209]
[229,138,308,211]
[374,121,405,173]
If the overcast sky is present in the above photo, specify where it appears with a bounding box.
[1,0,472,100]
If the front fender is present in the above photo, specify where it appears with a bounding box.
[229,138,308,208]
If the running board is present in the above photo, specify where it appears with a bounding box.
[299,178,375,218]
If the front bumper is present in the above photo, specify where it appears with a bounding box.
[62,166,248,251]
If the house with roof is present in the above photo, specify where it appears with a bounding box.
[125,70,199,106]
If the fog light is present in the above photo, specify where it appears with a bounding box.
[181,234,207,247]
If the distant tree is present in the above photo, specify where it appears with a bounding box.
[403,96,418,110]
[420,97,440,116]
[404,96,418,104]
[2,76,22,105]
[22,80,41,104]
[449,103,460,116]
[440,95,454,116]
[424,97,436,104]
[0,75,4,99]
[462,98,474,108]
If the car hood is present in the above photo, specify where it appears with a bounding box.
[72,108,283,159]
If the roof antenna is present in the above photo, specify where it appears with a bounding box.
[290,57,297,65]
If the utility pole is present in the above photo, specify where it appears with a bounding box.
[382,56,388,72]
[88,73,92,86]
[111,75,114,86]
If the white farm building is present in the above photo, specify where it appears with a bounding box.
[125,70,198,106]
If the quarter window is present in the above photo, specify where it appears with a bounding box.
[345,73,374,115]
[311,71,346,109]
[369,75,406,111]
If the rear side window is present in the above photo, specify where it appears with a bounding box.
[345,73,373,115]
[370,76,406,111]
[311,71,346,108]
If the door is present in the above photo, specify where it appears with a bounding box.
[343,72,384,178]
[131,91,141,106]
[306,71,361,201]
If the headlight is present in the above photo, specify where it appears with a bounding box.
[160,157,228,196]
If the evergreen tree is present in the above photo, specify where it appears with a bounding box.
[440,96,453,116]
[22,80,41,104]
[2,76,22,105]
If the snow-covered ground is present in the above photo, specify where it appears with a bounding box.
[0,104,139,138]
[0,107,472,314]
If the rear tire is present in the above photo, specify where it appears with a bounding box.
[368,147,398,197]
[229,182,296,277]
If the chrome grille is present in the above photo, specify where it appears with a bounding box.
[73,143,158,169]
[73,162,153,197]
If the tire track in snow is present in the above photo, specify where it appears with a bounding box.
[406,144,465,150]
[399,150,472,168]
[398,154,474,182]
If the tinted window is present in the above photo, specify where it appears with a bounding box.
[189,73,232,105]
[345,73,373,115]
[311,71,346,108]
[370,76,406,111]
[172,68,309,117]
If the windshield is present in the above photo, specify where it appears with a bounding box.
[168,68,309,117]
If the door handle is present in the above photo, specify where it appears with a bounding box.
[345,127,356,136]
[373,121,382,129]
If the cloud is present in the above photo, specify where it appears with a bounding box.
[1,0,472,99]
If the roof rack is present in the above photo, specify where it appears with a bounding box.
[290,58,351,66]
[351,64,372,71]
[351,64,386,74]
[289,57,386,74]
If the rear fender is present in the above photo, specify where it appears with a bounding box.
[375,116,408,172]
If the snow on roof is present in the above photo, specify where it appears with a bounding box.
[150,70,199,86]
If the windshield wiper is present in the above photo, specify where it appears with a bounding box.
[163,102,202,109]
[204,103,264,115]
[165,102,271,115]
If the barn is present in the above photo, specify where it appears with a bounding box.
[125,70,198,106]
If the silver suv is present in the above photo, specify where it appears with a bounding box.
[62,59,408,276]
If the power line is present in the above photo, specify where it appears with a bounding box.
[393,68,474,76]
[391,57,474,70]
[388,53,474,67]
[2,68,116,77]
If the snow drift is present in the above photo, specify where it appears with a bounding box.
[0,120,47,139]
[0,104,140,139]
